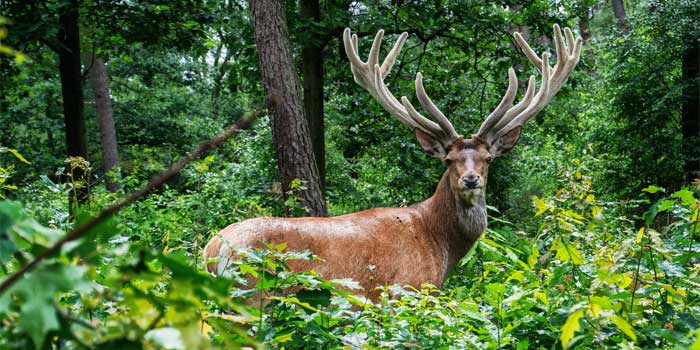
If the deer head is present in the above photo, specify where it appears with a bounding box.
[343,25,582,208]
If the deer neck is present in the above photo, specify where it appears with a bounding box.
[416,171,487,281]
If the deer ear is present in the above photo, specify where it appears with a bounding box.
[415,128,447,159]
[489,126,522,157]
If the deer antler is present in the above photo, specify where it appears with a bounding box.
[343,28,460,147]
[475,24,582,144]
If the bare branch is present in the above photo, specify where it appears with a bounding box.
[0,110,261,295]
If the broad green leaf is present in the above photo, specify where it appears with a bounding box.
[589,296,616,310]
[506,270,525,283]
[527,245,539,269]
[587,302,602,318]
[560,308,584,348]
[296,288,331,308]
[535,290,548,307]
[0,237,17,264]
[19,301,59,349]
[1,262,89,348]
[274,242,287,252]
[643,199,662,225]
[551,237,584,265]
[239,264,258,277]
[533,196,550,216]
[657,199,675,212]
[614,273,633,289]
[642,185,664,194]
[689,329,700,350]
[608,315,636,342]
[672,188,696,206]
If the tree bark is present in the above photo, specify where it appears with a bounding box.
[611,0,628,32]
[300,0,325,192]
[58,0,89,204]
[251,0,327,216]
[682,39,699,183]
[578,5,592,44]
[88,54,120,192]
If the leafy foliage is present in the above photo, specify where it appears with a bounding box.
[1,0,699,349]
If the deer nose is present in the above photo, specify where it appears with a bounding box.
[462,175,481,189]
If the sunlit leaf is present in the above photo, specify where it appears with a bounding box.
[608,315,637,342]
[551,237,584,265]
[560,308,584,348]
[672,188,696,206]
[642,185,664,194]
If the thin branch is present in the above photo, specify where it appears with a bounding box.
[0,110,261,295]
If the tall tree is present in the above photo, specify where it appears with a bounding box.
[57,0,89,204]
[578,3,592,43]
[682,39,699,183]
[300,0,325,191]
[88,54,120,192]
[251,0,327,216]
[611,0,628,32]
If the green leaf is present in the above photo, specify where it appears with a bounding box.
[0,262,89,348]
[256,272,277,290]
[643,199,663,225]
[551,237,584,265]
[560,309,584,348]
[527,245,539,269]
[0,147,31,164]
[296,288,331,308]
[672,188,696,206]
[0,237,17,264]
[608,315,637,342]
[19,300,60,349]
[533,196,550,216]
[689,329,700,350]
[657,199,675,212]
[642,185,664,194]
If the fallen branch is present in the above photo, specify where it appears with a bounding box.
[0,111,260,295]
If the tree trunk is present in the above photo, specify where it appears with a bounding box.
[682,39,699,183]
[611,0,628,32]
[251,0,327,216]
[58,0,89,204]
[578,5,592,44]
[300,0,325,192]
[88,54,120,192]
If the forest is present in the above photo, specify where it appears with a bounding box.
[0,0,699,349]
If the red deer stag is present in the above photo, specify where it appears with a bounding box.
[204,25,581,298]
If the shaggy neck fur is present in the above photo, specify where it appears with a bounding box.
[415,171,487,282]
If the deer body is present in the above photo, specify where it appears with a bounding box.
[204,25,581,298]
[204,170,486,292]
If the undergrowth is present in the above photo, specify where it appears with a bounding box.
[0,154,699,350]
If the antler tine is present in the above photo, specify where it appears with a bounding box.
[495,51,552,139]
[415,73,459,140]
[344,28,458,145]
[476,24,582,144]
[492,76,536,131]
[475,68,519,140]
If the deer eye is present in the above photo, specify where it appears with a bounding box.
[444,158,453,166]
[486,156,493,163]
